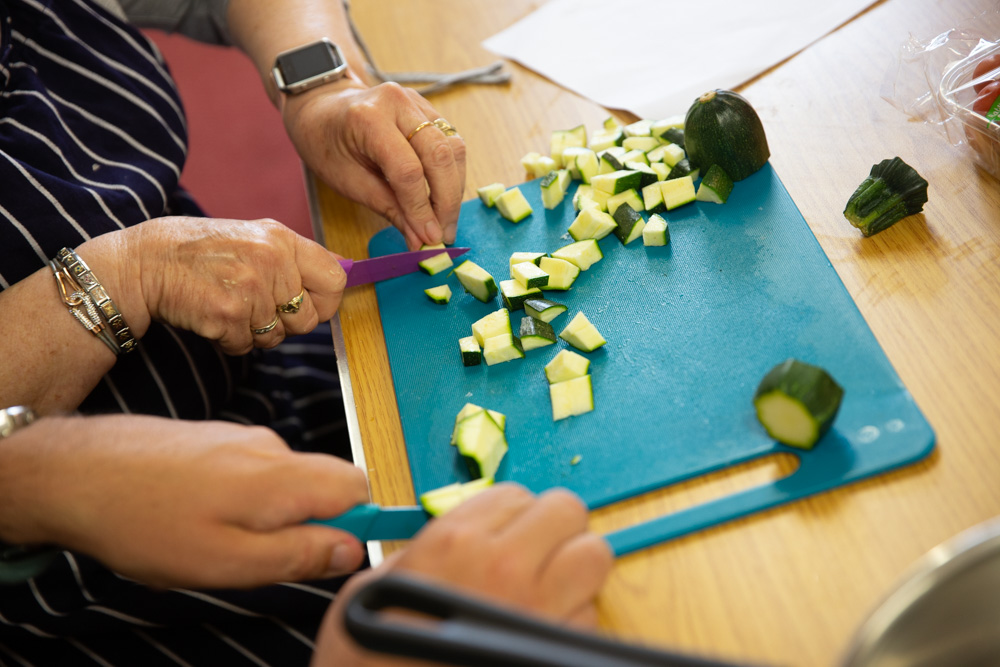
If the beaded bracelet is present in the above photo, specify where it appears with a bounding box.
[52,248,136,355]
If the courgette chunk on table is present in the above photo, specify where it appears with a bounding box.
[419,477,495,517]
[684,89,770,181]
[453,410,508,479]
[753,358,844,450]
[659,175,697,210]
[518,316,557,351]
[558,312,606,352]
[417,243,453,276]
[471,308,511,346]
[591,169,642,195]
[511,261,549,289]
[450,403,506,445]
[454,260,498,303]
[508,251,547,272]
[540,170,567,209]
[550,375,594,421]
[643,214,670,246]
[495,187,533,223]
[499,279,542,311]
[550,239,603,271]
[544,348,591,384]
[538,257,580,290]
[843,157,929,237]
[523,298,567,323]
[695,164,734,204]
[477,182,505,207]
[606,188,644,216]
[458,335,481,366]
[483,333,525,366]
[568,208,617,241]
[612,203,646,245]
[424,285,452,304]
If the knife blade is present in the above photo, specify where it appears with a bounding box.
[339,247,469,288]
[311,504,430,541]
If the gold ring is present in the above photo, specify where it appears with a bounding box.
[251,313,280,335]
[277,288,305,314]
[406,120,434,141]
[432,118,458,136]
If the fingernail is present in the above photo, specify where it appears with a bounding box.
[327,543,356,574]
[424,220,442,243]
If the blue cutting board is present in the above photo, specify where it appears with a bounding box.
[368,164,934,557]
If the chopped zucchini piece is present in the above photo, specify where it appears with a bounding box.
[454,260,498,303]
[623,119,653,137]
[843,157,929,237]
[597,151,624,175]
[477,182,506,207]
[650,115,685,139]
[753,358,844,449]
[483,333,525,366]
[450,403,505,445]
[471,308,511,346]
[667,157,699,181]
[495,187,533,223]
[618,149,648,166]
[420,477,495,516]
[696,164,734,204]
[606,188,644,216]
[575,149,600,184]
[418,251,453,275]
[508,251,547,272]
[659,142,686,168]
[544,348,591,384]
[550,239,603,271]
[573,184,595,211]
[458,335,482,366]
[523,298,568,323]
[568,207,616,241]
[519,316,557,351]
[590,169,642,195]
[659,127,685,149]
[588,127,624,153]
[454,410,508,478]
[521,152,558,179]
[538,257,580,291]
[602,116,619,131]
[622,136,661,153]
[650,162,671,181]
[623,162,658,189]
[550,375,594,421]
[644,143,672,164]
[642,214,670,246]
[560,147,589,179]
[612,203,646,245]
[550,124,587,168]
[642,180,666,214]
[558,312,606,352]
[540,171,567,210]
[660,176,697,210]
[499,279,542,311]
[424,284,452,303]
[511,261,549,289]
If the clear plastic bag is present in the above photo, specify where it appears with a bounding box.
[882,5,1000,180]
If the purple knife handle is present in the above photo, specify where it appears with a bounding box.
[340,258,355,277]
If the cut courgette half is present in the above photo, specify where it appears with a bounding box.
[544,348,591,384]
[477,182,506,207]
[550,374,594,421]
[511,261,549,289]
[568,207,616,242]
[471,308,511,346]
[558,312,607,352]
[458,335,482,366]
[518,316,557,351]
[419,477,495,516]
[454,410,508,479]
[642,214,670,246]
[495,187,533,223]
[538,257,580,291]
[483,333,525,366]
[551,239,603,271]
[753,358,844,450]
[612,203,646,245]
[499,279,542,311]
[454,260,498,303]
[424,285,452,303]
[696,164,734,204]
[523,298,568,323]
[450,403,506,445]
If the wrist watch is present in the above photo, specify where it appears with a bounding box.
[0,405,58,584]
[272,38,349,95]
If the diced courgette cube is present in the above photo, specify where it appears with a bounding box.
[454,260,497,303]
[643,214,670,247]
[549,125,587,168]
[540,171,567,210]
[612,203,646,245]
[419,477,495,516]
[495,187,533,223]
[642,180,666,214]
[499,279,542,311]
[559,312,606,352]
[590,169,642,195]
[622,136,661,153]
[660,176,697,211]
[650,115,684,138]
[459,335,482,366]
[519,316,557,351]
[696,164,734,204]
[418,251,453,275]
[623,162,658,189]
[509,251,547,271]
[511,261,549,289]
[538,257,580,290]
[471,308,511,346]
[477,182,506,207]
[619,150,648,166]
[597,151,624,175]
[483,333,525,366]
[521,152,557,179]
[623,119,653,137]
[523,298,568,323]
[568,207,616,241]
[667,158,699,181]
[659,143,686,168]
[550,239,603,271]
[606,188,644,216]
[424,284,452,303]
[550,375,594,421]
[660,127,685,149]
[454,410,508,478]
[544,348,591,384]
[450,403,506,445]
[575,149,600,184]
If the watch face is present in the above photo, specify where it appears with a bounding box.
[278,41,344,85]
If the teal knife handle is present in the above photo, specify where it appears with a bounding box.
[311,504,379,540]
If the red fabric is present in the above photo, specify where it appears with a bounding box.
[144,30,313,238]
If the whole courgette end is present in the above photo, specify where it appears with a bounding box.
[843,157,928,237]
[684,90,770,182]
[753,359,844,450]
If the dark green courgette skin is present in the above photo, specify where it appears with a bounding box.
[461,349,482,367]
[843,157,928,237]
[519,316,556,341]
[667,158,699,181]
[660,127,685,149]
[753,359,844,445]
[684,90,770,181]
[612,203,643,243]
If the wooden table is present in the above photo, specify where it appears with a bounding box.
[312,1,1000,664]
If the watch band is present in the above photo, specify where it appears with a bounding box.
[0,405,36,439]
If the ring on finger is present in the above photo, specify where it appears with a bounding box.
[251,313,280,335]
[432,117,458,136]
[277,288,306,314]
[406,120,434,141]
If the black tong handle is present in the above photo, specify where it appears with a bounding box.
[344,574,757,667]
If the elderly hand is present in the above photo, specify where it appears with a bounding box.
[282,82,466,250]
[81,216,347,355]
[310,484,614,666]
[0,414,370,589]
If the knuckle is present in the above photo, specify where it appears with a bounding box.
[393,159,426,188]
[427,141,455,170]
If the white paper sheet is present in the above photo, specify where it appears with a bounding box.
[483,0,876,120]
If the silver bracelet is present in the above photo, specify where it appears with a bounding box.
[54,248,136,354]
[50,260,119,355]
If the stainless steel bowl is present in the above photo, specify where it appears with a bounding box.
[841,517,1000,667]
